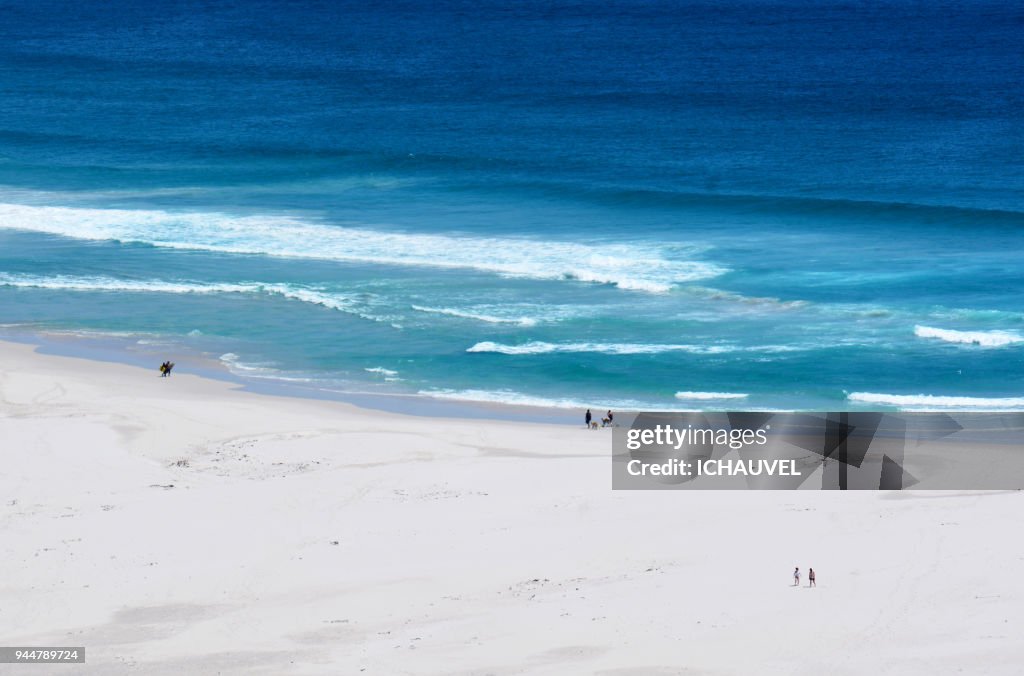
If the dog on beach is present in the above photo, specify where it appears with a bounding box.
[589,421,599,430]
[601,417,612,427]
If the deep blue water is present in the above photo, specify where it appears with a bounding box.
[1,0,1022,411]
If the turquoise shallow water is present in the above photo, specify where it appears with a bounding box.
[1,1,1022,411]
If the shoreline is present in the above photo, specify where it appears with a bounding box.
[7,327,1023,421]
[1,337,1022,673]
[0,329,593,426]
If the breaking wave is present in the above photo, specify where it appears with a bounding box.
[0,202,724,292]
[365,367,399,377]
[0,272,396,322]
[914,325,1023,347]
[848,391,1024,410]
[675,391,749,400]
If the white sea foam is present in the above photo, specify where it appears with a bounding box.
[468,341,695,355]
[0,273,395,322]
[364,367,399,377]
[914,325,1023,347]
[219,352,275,377]
[0,273,244,296]
[0,202,724,292]
[674,391,749,400]
[217,352,315,382]
[848,391,1024,410]
[466,341,800,355]
[418,388,686,411]
[38,328,147,340]
[410,305,538,326]
[135,338,174,346]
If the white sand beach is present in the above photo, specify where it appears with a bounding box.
[1,339,1021,675]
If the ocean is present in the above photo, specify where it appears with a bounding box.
[1,0,1022,412]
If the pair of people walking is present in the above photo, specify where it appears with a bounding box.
[793,566,816,587]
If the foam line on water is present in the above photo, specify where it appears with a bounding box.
[410,305,539,326]
[675,391,749,400]
[467,341,802,355]
[365,367,399,377]
[848,391,1024,410]
[0,202,725,292]
[418,388,692,411]
[217,352,317,383]
[914,325,1023,347]
[0,272,396,322]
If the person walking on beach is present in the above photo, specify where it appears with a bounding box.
[585,409,592,428]
[793,567,800,586]
[808,568,816,587]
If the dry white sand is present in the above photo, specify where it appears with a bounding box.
[1,340,1021,675]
